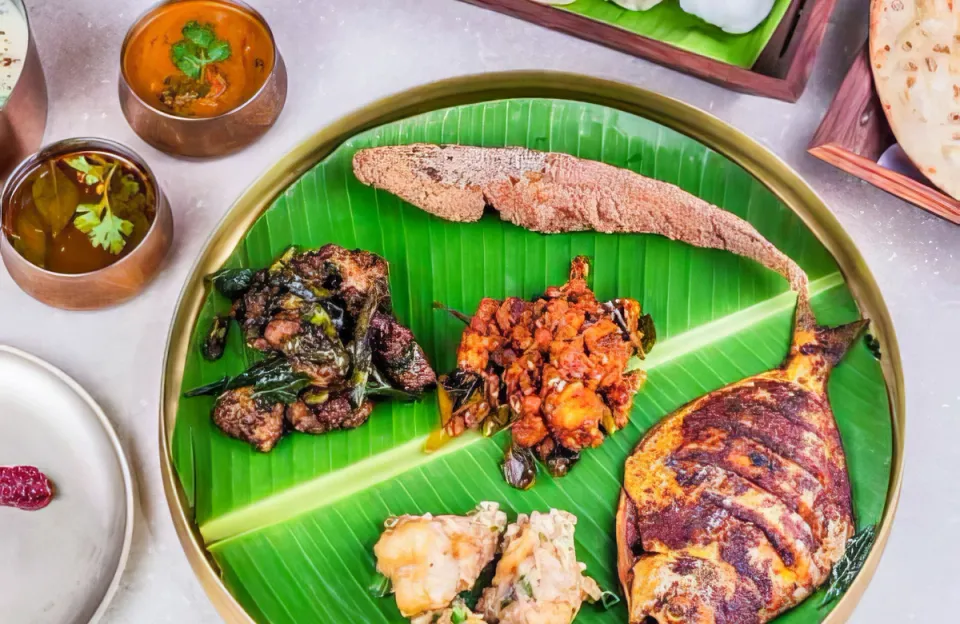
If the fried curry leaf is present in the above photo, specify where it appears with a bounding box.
[184,356,310,405]
[31,162,79,238]
[202,315,230,361]
[639,313,657,354]
[864,334,882,360]
[366,366,418,402]
[251,374,311,405]
[819,524,877,607]
[456,559,497,611]
[183,376,231,398]
[207,268,255,299]
[346,293,378,408]
[502,444,537,490]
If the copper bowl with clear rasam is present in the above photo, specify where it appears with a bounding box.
[0,0,47,181]
[118,0,287,158]
[0,138,173,310]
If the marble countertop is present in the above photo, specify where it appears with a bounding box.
[3,0,956,622]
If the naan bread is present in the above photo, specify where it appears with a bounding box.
[869,0,960,199]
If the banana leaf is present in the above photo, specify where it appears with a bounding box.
[170,98,893,623]
[551,0,794,68]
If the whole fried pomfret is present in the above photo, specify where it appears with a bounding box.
[617,317,866,624]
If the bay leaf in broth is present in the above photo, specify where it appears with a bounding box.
[13,205,47,268]
[32,162,80,238]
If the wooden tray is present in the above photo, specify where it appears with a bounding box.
[808,45,960,224]
[458,0,838,102]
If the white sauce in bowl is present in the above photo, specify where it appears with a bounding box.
[0,0,28,108]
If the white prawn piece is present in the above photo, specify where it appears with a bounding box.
[374,502,507,620]
[478,509,601,624]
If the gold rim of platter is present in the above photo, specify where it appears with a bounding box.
[159,71,905,624]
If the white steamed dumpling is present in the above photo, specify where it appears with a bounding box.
[609,0,664,9]
[678,0,777,34]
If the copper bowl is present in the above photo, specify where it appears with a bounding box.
[0,138,174,310]
[118,0,287,158]
[0,0,47,182]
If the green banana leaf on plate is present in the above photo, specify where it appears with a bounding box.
[170,97,893,623]
[549,0,794,68]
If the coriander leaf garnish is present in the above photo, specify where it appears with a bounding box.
[171,41,204,80]
[206,39,231,63]
[65,155,105,186]
[71,163,136,255]
[170,21,231,80]
[819,524,877,607]
[182,20,216,48]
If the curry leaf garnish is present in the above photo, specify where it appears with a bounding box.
[864,334,882,360]
[207,268,255,299]
[171,21,231,80]
[202,315,230,361]
[346,292,378,408]
[184,356,311,405]
[639,313,657,354]
[819,524,877,607]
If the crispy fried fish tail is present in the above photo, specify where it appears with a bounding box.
[785,318,868,392]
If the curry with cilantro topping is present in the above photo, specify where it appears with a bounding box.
[122,0,274,118]
[1,151,155,274]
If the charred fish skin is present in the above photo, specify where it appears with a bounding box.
[617,319,867,624]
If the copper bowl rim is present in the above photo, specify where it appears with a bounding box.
[0,0,36,114]
[118,0,281,123]
[0,136,167,279]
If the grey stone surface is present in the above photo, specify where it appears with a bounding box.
[1,0,955,621]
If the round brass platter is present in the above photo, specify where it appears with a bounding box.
[160,71,905,624]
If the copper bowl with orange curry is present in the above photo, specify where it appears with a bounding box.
[119,0,286,158]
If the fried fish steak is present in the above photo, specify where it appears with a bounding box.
[616,319,866,624]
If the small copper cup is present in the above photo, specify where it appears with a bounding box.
[0,138,174,310]
[118,0,287,158]
[0,0,48,181]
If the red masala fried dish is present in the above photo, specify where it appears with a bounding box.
[186,244,436,452]
[433,256,655,487]
[616,319,865,624]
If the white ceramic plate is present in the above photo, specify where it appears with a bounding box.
[0,346,134,624]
